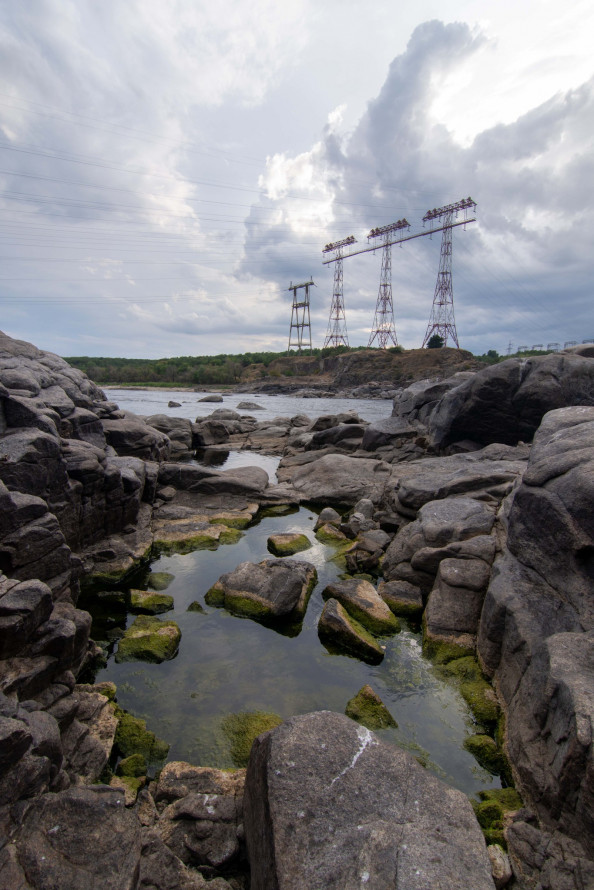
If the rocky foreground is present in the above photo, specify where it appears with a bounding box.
[0,331,593,889]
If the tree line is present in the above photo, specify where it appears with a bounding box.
[65,346,375,386]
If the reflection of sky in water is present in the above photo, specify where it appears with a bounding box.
[90,506,500,798]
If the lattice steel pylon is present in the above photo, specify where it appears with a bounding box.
[422,197,476,348]
[287,279,314,355]
[367,219,409,348]
[322,236,356,348]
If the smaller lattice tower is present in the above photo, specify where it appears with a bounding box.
[322,236,356,348]
[422,197,476,348]
[367,219,410,348]
[287,279,314,355]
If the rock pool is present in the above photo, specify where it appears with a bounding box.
[84,499,501,798]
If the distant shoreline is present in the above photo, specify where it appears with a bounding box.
[102,384,230,393]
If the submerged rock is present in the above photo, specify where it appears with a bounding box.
[244,711,495,890]
[129,589,174,614]
[221,711,283,768]
[115,615,181,663]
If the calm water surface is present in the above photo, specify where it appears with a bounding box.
[87,500,499,798]
[104,387,393,425]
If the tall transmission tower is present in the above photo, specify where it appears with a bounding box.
[367,219,410,348]
[322,236,356,348]
[422,197,476,348]
[287,279,314,355]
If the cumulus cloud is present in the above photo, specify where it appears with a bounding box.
[0,4,591,357]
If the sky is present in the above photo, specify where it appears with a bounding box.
[0,0,593,359]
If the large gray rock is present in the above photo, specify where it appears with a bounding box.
[282,454,392,506]
[0,785,142,890]
[478,407,594,859]
[206,559,317,623]
[429,353,594,448]
[382,497,496,592]
[244,711,494,890]
[384,451,526,517]
[391,373,475,426]
[102,412,171,461]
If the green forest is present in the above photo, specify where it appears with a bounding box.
[65,346,371,387]
[65,345,549,387]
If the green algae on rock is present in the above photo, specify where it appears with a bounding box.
[463,734,506,775]
[221,711,283,768]
[187,600,206,613]
[267,532,312,557]
[147,572,175,591]
[318,598,385,665]
[115,614,181,663]
[322,578,400,635]
[345,684,397,730]
[129,589,174,614]
[314,523,349,545]
[205,559,317,625]
[113,706,169,764]
[471,788,522,850]
[116,752,147,778]
[434,655,500,725]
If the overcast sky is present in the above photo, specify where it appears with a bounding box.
[0,0,592,359]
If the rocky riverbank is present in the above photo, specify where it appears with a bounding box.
[0,330,593,889]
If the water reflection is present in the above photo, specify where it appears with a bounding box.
[85,506,500,797]
[194,447,230,467]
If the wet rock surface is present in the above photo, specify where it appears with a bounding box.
[1,333,593,887]
[244,711,494,890]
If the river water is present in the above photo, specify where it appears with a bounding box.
[87,387,499,798]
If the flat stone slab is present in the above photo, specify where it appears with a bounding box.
[244,711,495,890]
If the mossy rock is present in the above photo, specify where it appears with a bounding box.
[258,504,299,518]
[460,679,500,725]
[318,599,385,665]
[147,572,175,591]
[315,524,349,545]
[438,655,482,681]
[221,711,283,768]
[483,828,506,848]
[114,707,169,763]
[345,685,397,730]
[437,656,500,725]
[115,615,181,663]
[267,533,312,557]
[219,527,243,545]
[209,513,253,530]
[187,600,206,614]
[422,632,474,665]
[474,798,505,830]
[129,590,174,614]
[463,734,506,775]
[205,583,226,607]
[478,787,522,811]
[91,590,128,610]
[152,536,219,556]
[116,753,147,778]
